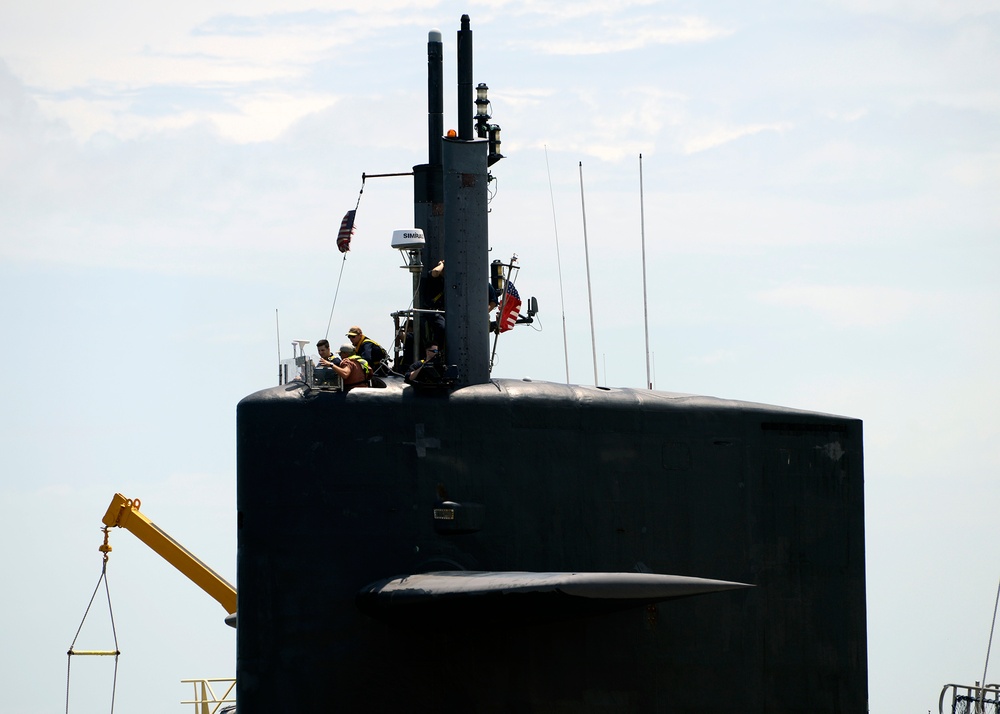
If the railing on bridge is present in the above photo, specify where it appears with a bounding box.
[181,677,236,714]
[278,340,343,389]
[940,682,1000,714]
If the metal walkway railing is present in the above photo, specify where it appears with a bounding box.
[181,678,236,714]
[940,682,1000,714]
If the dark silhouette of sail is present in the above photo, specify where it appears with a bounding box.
[234,16,867,713]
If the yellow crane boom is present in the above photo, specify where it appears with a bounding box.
[101,493,237,618]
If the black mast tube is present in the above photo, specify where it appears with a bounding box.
[457,15,473,140]
[428,30,444,167]
[411,30,446,357]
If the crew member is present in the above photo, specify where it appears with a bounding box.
[314,339,339,384]
[406,344,444,384]
[422,261,500,344]
[346,326,389,376]
[329,343,370,391]
[394,320,415,373]
[316,339,336,367]
[422,261,447,351]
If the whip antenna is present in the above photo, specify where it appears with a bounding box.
[983,576,1000,694]
[639,154,652,390]
[579,162,599,387]
[275,309,281,384]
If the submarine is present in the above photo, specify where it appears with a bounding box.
[235,16,868,713]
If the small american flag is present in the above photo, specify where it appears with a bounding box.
[336,210,356,253]
[498,281,522,333]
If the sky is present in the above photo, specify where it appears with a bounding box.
[1,1,999,711]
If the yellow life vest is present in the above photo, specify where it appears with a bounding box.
[357,338,387,365]
[348,355,371,375]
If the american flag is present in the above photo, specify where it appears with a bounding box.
[336,210,356,253]
[498,281,522,333]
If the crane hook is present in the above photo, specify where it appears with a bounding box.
[98,526,112,563]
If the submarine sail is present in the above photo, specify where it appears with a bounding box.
[235,16,867,713]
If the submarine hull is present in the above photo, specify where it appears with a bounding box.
[236,378,867,712]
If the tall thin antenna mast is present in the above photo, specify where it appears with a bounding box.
[639,153,652,390]
[579,161,599,387]
[983,576,1000,692]
[275,309,281,384]
[545,146,570,384]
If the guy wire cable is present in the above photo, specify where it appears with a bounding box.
[323,255,349,340]
[325,174,366,340]
[545,146,570,384]
[324,170,414,340]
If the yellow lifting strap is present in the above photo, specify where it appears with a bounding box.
[65,527,120,714]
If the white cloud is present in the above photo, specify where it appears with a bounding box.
[202,92,340,143]
[2,3,434,63]
[1,5,437,93]
[944,151,1000,188]
[682,121,793,154]
[755,284,921,327]
[824,0,1000,22]
[493,87,554,109]
[516,15,732,55]
[24,37,322,91]
[512,85,684,161]
[472,0,662,19]
[823,108,868,122]
[35,91,339,143]
[2,5,469,145]
[688,348,739,365]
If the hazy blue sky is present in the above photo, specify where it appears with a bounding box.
[2,2,998,712]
